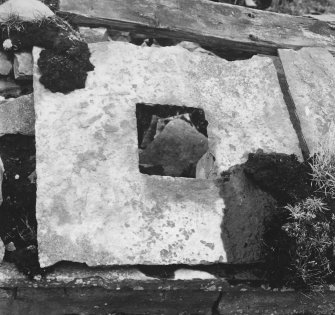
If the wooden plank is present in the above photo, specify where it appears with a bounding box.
[58,0,335,56]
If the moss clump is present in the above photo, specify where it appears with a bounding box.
[38,46,93,93]
[243,151,312,205]
[0,15,94,93]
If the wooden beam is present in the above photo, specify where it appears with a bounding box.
[58,0,335,56]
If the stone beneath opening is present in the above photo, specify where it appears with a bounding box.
[136,103,209,178]
[34,41,302,267]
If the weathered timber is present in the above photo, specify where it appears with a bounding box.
[58,0,335,56]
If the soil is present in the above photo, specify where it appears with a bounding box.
[241,151,315,287]
[0,135,39,277]
[0,16,94,94]
[243,151,313,206]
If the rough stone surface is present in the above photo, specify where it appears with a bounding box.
[221,166,277,263]
[0,52,12,76]
[0,94,35,136]
[0,79,23,98]
[0,0,54,22]
[218,290,335,315]
[0,243,3,263]
[34,42,301,267]
[78,27,109,43]
[139,118,208,177]
[14,52,33,80]
[196,151,219,179]
[279,47,335,153]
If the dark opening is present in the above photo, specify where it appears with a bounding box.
[136,103,209,178]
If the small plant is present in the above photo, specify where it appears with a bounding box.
[279,125,335,289]
[310,125,335,198]
[1,13,25,37]
[283,197,333,288]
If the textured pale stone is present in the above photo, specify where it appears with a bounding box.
[279,47,335,153]
[0,52,12,75]
[0,243,3,263]
[78,27,109,43]
[196,151,219,179]
[174,269,216,280]
[34,42,301,267]
[0,94,35,136]
[0,0,54,22]
[14,52,33,80]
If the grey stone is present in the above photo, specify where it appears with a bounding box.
[177,41,215,56]
[78,27,109,43]
[0,0,54,22]
[139,118,208,176]
[33,42,301,267]
[14,52,33,80]
[279,47,335,153]
[0,52,12,75]
[196,151,219,179]
[221,166,277,263]
[0,79,23,98]
[108,29,131,42]
[0,94,35,136]
[0,243,3,263]
[140,115,159,149]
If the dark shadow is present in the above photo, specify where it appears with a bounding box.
[216,165,278,264]
[135,103,209,178]
[0,135,38,277]
[272,56,310,160]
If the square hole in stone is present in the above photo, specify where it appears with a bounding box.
[136,103,209,178]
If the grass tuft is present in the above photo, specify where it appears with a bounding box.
[310,124,335,198]
[283,197,333,288]
[1,13,25,36]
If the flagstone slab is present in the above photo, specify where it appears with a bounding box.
[279,47,335,153]
[34,41,301,267]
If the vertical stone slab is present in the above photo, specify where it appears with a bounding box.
[279,47,335,153]
[34,42,301,267]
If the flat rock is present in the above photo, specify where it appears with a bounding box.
[0,79,23,98]
[0,242,3,262]
[196,151,219,179]
[34,42,300,267]
[0,52,12,75]
[0,0,54,22]
[78,27,109,43]
[0,94,35,136]
[139,118,208,177]
[279,47,335,153]
[14,52,33,80]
